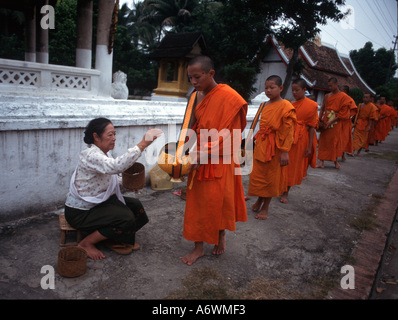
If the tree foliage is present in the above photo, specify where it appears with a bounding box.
[350,41,398,89]
[271,0,347,97]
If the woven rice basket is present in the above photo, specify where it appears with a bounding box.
[57,246,87,278]
[122,162,145,190]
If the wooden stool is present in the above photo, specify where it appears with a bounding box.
[59,213,82,247]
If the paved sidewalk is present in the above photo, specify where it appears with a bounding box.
[0,130,397,300]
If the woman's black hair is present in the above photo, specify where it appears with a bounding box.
[83,118,112,144]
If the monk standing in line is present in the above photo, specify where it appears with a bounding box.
[364,94,379,151]
[248,75,296,219]
[387,100,397,129]
[182,55,248,266]
[386,99,396,132]
[280,79,318,204]
[375,96,391,145]
[317,78,351,169]
[340,85,357,159]
[352,93,378,156]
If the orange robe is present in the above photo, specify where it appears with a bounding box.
[375,104,391,141]
[248,99,296,197]
[393,108,398,127]
[318,92,351,161]
[341,97,357,153]
[286,97,319,187]
[387,105,396,132]
[352,102,378,151]
[366,103,379,148]
[183,84,248,245]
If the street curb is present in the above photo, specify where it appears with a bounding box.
[327,166,398,299]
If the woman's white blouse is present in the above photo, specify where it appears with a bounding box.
[65,144,142,210]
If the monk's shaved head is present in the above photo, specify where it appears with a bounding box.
[266,75,283,86]
[292,78,307,89]
[188,55,215,73]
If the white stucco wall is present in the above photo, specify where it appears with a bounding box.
[0,94,259,222]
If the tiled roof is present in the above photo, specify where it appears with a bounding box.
[149,32,207,59]
[268,36,374,93]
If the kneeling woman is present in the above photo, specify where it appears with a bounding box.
[65,118,162,260]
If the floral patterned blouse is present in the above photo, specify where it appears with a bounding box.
[65,144,142,210]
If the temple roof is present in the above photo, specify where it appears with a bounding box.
[149,32,207,59]
[266,36,374,94]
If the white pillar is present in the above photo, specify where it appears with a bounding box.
[76,0,93,69]
[95,0,115,97]
[24,6,36,62]
[36,0,49,64]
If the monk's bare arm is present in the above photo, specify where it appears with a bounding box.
[305,127,316,157]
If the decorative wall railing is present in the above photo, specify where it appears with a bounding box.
[0,58,100,96]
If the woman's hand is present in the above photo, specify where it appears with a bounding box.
[137,128,163,151]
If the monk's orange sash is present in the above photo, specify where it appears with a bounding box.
[293,120,306,144]
[254,126,276,162]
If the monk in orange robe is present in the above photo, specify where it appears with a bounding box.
[280,79,318,203]
[365,94,379,150]
[317,78,351,169]
[388,100,397,128]
[386,100,396,132]
[248,75,296,219]
[352,93,378,156]
[340,85,357,158]
[375,97,391,144]
[182,55,248,266]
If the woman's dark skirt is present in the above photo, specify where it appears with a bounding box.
[64,195,148,245]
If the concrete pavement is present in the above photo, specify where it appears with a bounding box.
[0,129,397,301]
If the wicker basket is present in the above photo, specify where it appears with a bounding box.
[57,246,87,278]
[122,162,145,190]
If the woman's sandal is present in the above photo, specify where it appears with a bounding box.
[104,240,140,255]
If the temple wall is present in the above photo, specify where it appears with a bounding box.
[0,94,258,223]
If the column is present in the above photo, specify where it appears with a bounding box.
[36,0,49,64]
[76,0,93,69]
[24,6,36,62]
[95,0,115,97]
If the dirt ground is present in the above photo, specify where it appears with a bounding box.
[0,129,397,301]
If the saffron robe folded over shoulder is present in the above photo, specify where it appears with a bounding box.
[248,99,296,198]
[183,84,248,245]
[366,103,379,148]
[375,104,391,141]
[341,96,357,153]
[388,105,396,132]
[318,92,351,161]
[287,97,319,187]
[352,102,378,151]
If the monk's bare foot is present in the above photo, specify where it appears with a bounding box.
[255,209,268,220]
[316,161,324,168]
[182,242,204,266]
[78,242,105,260]
[335,161,341,169]
[212,230,226,255]
[251,197,264,212]
[347,152,354,157]
[280,192,288,204]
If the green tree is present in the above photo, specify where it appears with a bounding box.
[350,41,397,89]
[272,0,346,97]
[49,0,77,66]
[180,0,279,100]
[120,2,157,51]
[143,0,199,39]
[0,8,25,60]
[113,3,158,96]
